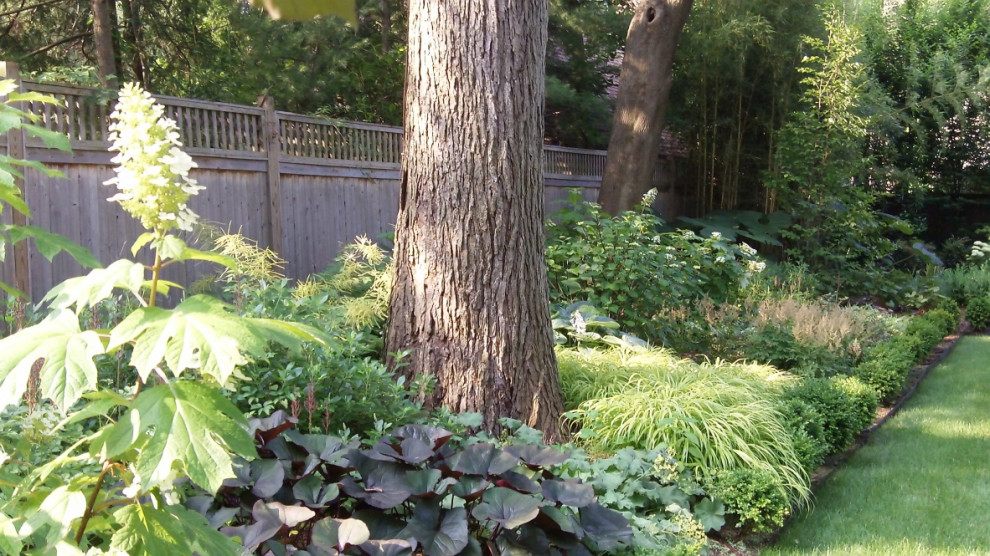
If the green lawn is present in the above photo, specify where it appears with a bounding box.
[764,335,990,556]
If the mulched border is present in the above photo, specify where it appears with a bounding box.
[709,320,973,555]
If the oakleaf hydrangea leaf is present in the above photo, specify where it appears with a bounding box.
[0,309,103,413]
[108,295,326,385]
[93,381,257,493]
[43,259,145,311]
[111,503,240,556]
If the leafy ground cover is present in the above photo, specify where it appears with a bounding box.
[764,335,990,556]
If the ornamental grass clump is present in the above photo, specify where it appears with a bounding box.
[559,348,810,509]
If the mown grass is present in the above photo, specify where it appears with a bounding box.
[764,335,990,556]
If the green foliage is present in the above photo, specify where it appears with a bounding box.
[557,447,720,555]
[546,194,765,343]
[199,415,633,555]
[767,8,907,283]
[0,87,327,554]
[558,348,810,508]
[779,377,875,457]
[938,262,990,304]
[852,337,918,402]
[707,468,791,533]
[966,296,990,332]
[551,301,647,350]
[742,324,851,378]
[0,80,99,299]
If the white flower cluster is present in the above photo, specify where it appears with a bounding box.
[641,187,658,207]
[971,240,990,259]
[739,242,757,256]
[105,83,203,232]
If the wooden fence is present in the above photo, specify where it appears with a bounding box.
[1,62,670,301]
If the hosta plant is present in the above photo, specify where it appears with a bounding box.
[0,84,325,555]
[196,411,633,555]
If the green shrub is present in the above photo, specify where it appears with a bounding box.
[545,193,765,342]
[558,348,810,508]
[922,308,958,337]
[742,325,850,377]
[967,296,990,332]
[707,468,791,533]
[832,375,879,432]
[776,397,829,474]
[852,338,917,402]
[906,315,944,349]
[779,377,868,456]
[938,262,990,304]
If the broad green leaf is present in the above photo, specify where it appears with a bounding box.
[22,122,71,151]
[62,390,132,427]
[18,485,86,547]
[8,91,62,105]
[693,497,725,532]
[152,235,236,269]
[43,259,144,312]
[7,225,100,268]
[311,517,371,553]
[130,232,155,257]
[110,503,240,556]
[0,279,26,300]
[94,381,257,493]
[251,0,357,24]
[0,510,21,556]
[0,310,103,413]
[109,295,325,384]
[470,488,540,530]
[0,181,30,216]
[400,501,468,556]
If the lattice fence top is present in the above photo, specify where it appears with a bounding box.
[12,80,625,178]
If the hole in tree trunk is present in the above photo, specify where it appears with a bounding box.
[646,7,656,22]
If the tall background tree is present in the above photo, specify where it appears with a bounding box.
[598,0,693,214]
[385,0,564,438]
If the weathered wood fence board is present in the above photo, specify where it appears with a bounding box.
[1,67,676,301]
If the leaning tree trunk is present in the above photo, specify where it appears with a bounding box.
[598,0,693,215]
[386,0,564,440]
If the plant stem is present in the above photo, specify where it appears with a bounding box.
[148,246,163,308]
[75,462,114,544]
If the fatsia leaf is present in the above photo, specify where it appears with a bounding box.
[110,503,240,556]
[92,381,257,493]
[0,309,103,413]
[43,259,145,312]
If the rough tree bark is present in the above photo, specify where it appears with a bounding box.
[90,0,118,88]
[386,0,564,440]
[598,0,693,215]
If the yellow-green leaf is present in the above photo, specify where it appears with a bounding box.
[94,381,257,493]
[43,259,144,312]
[0,310,103,414]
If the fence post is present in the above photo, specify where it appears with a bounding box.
[258,95,283,255]
[0,61,32,298]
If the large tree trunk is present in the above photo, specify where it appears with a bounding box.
[386,0,564,440]
[90,0,118,88]
[598,0,693,215]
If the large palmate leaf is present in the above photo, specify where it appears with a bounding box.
[0,510,20,556]
[108,295,326,385]
[0,309,104,413]
[43,259,145,311]
[18,485,86,548]
[7,225,100,269]
[110,503,240,556]
[92,381,257,493]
